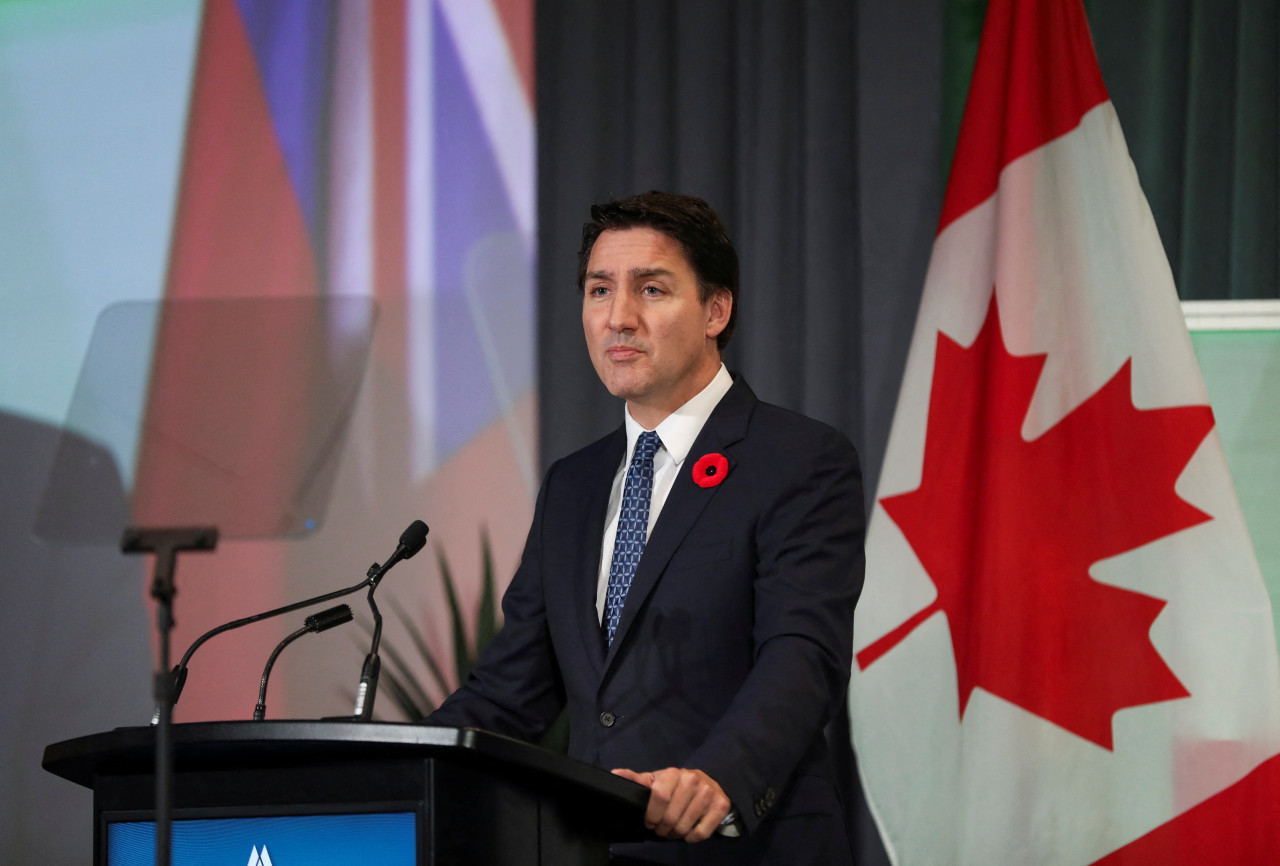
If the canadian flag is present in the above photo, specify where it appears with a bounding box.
[849,0,1280,863]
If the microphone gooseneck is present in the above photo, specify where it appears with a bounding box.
[155,520,428,723]
[253,604,354,721]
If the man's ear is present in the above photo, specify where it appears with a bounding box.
[705,288,732,339]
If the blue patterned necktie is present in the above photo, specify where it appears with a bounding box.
[603,431,662,646]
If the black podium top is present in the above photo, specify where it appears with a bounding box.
[44,721,647,836]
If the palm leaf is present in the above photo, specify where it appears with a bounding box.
[375,622,438,712]
[379,666,426,721]
[436,546,473,686]
[348,619,436,720]
[539,710,570,753]
[388,601,453,701]
[476,527,499,654]
[334,530,551,738]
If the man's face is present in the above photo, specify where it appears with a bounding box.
[582,227,730,429]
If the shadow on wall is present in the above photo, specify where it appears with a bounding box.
[0,411,152,863]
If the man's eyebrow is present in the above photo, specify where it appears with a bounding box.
[629,267,672,280]
[584,266,674,281]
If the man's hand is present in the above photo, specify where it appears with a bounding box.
[611,767,732,843]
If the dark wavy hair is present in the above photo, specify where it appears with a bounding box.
[576,191,739,351]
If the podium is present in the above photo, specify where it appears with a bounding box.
[43,721,648,865]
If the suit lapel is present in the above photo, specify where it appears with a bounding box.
[602,378,756,671]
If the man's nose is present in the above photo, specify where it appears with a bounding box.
[607,291,638,332]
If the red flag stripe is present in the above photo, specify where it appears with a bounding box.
[372,0,408,373]
[491,0,535,108]
[163,0,317,298]
[1091,752,1280,864]
[937,0,1108,234]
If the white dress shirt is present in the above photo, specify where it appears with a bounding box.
[594,363,735,621]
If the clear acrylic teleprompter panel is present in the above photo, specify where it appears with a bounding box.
[35,296,378,544]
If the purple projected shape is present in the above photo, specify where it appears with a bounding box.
[432,4,534,461]
[236,0,333,239]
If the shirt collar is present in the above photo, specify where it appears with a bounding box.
[622,364,733,465]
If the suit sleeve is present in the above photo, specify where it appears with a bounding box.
[685,428,865,834]
[423,467,566,740]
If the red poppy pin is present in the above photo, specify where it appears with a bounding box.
[692,452,730,488]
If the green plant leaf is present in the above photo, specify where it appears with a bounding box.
[377,624,437,713]
[436,546,472,686]
[389,602,453,701]
[379,667,426,721]
[477,527,498,655]
[350,618,436,720]
[538,710,570,754]
[339,529,556,734]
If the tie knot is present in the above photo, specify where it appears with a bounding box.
[634,431,662,464]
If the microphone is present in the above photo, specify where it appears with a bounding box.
[253,605,354,720]
[368,520,430,587]
[154,520,429,722]
[353,520,429,720]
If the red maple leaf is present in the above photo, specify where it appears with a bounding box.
[858,294,1214,749]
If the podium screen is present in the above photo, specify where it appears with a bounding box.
[105,811,415,865]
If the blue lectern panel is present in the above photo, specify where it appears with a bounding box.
[106,811,415,865]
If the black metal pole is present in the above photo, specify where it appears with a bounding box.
[121,527,218,866]
[151,548,176,866]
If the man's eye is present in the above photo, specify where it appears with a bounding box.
[588,285,609,296]
[642,284,662,295]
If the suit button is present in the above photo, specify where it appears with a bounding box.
[764,787,776,807]
[599,711,616,727]
[753,801,764,817]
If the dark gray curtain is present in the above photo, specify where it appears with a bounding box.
[536,3,943,863]
[536,1,940,495]
[1089,0,1279,300]
[537,2,869,459]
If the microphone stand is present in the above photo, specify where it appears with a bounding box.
[158,573,377,720]
[124,518,425,864]
[351,520,428,721]
[353,564,385,720]
[159,520,427,718]
[120,526,219,866]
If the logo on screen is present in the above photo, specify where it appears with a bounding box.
[247,847,274,866]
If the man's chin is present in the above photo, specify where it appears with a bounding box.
[607,384,648,403]
[599,370,652,402]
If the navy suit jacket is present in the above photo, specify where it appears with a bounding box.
[428,377,865,864]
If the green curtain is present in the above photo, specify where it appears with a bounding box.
[942,0,1279,301]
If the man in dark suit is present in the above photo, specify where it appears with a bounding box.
[428,191,864,864]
